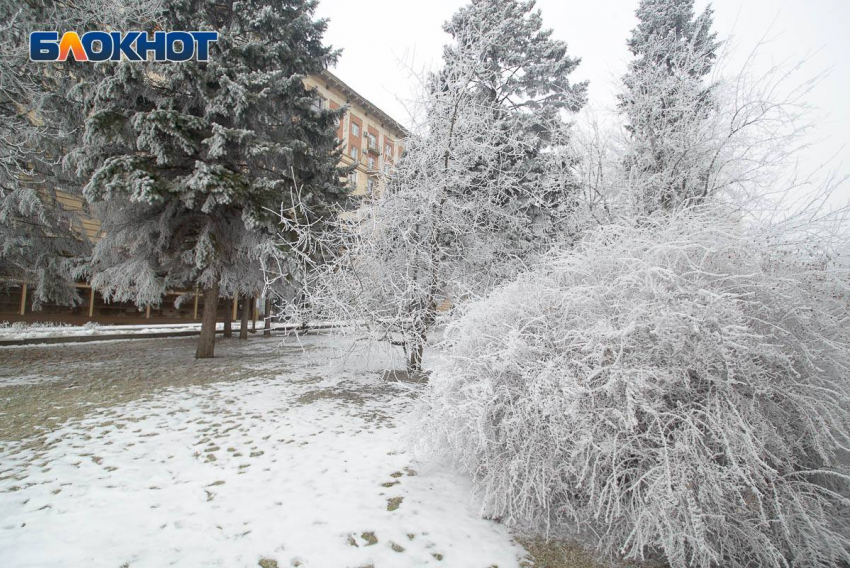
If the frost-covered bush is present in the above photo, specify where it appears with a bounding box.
[416,210,850,568]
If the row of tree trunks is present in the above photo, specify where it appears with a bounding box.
[197,292,271,359]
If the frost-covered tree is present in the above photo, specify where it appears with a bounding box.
[416,207,850,568]
[316,0,586,373]
[73,0,347,357]
[0,1,162,307]
[618,0,720,213]
[575,0,823,223]
[415,2,850,564]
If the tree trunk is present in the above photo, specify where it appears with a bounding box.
[223,296,233,338]
[406,340,425,374]
[251,294,257,332]
[195,278,220,359]
[405,300,433,375]
[239,294,250,340]
[263,297,272,337]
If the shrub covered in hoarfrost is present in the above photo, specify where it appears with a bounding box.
[416,210,850,568]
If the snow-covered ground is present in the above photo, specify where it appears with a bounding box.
[0,334,527,568]
[0,321,213,341]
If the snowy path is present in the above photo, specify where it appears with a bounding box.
[0,335,526,568]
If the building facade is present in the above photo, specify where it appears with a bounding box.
[304,70,406,198]
[1,70,406,325]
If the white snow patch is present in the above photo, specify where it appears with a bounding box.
[0,373,65,387]
[0,335,525,568]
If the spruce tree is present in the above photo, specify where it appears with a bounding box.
[619,0,720,213]
[74,0,346,357]
[0,1,160,308]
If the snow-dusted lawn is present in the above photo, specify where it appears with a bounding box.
[0,322,212,341]
[0,335,525,568]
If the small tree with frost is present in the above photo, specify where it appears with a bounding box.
[314,0,586,373]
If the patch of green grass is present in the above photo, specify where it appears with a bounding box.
[517,537,667,568]
[518,538,602,568]
[387,496,403,511]
[295,387,365,406]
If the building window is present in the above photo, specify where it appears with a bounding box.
[366,132,377,150]
[351,122,360,136]
[311,96,326,113]
[367,156,375,170]
[349,171,358,187]
[367,177,375,195]
[350,146,359,161]
[385,142,392,156]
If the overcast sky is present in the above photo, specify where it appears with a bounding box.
[315,0,849,200]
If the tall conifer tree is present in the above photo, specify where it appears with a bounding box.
[619,0,720,213]
[74,0,347,357]
[0,1,161,307]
